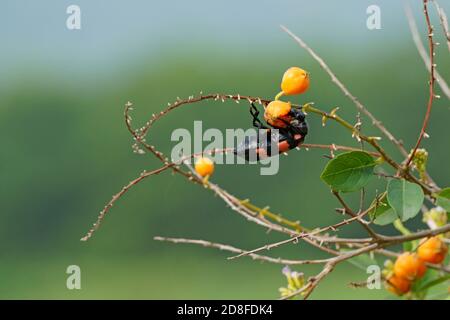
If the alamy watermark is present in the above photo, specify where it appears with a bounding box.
[66,5,81,30]
[366,5,381,30]
[366,265,381,289]
[66,265,81,290]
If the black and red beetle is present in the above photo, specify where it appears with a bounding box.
[234,101,308,160]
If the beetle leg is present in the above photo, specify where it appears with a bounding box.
[250,102,269,129]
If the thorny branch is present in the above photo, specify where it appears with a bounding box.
[153,236,333,265]
[405,2,450,99]
[405,0,437,168]
[432,0,450,51]
[83,0,449,300]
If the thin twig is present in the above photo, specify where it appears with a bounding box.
[280,243,379,300]
[301,143,380,157]
[228,206,376,260]
[181,158,343,255]
[332,191,380,239]
[80,165,172,241]
[432,0,450,51]
[154,236,332,265]
[405,0,436,168]
[378,223,450,244]
[405,3,450,99]
[281,25,410,157]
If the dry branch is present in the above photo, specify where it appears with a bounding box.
[405,3,450,99]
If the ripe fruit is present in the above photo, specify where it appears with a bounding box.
[418,236,448,264]
[394,252,427,281]
[280,67,310,96]
[195,157,214,177]
[264,100,292,128]
[386,274,411,295]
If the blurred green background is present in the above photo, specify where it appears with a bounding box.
[0,0,449,299]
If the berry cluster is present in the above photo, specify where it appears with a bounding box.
[385,236,448,295]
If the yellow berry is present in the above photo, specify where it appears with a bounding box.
[195,157,214,177]
[386,274,411,295]
[418,236,448,264]
[281,67,310,95]
[393,252,427,281]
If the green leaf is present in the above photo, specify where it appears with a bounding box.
[387,179,424,222]
[411,268,433,297]
[436,188,450,212]
[403,241,413,252]
[320,151,376,192]
[369,195,397,226]
[417,275,450,292]
[411,268,450,300]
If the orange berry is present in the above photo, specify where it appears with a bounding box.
[394,252,427,281]
[195,157,214,177]
[418,236,448,264]
[386,274,411,295]
[281,67,310,95]
[264,100,292,128]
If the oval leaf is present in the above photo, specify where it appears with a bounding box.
[387,179,424,222]
[320,151,376,192]
[436,188,450,212]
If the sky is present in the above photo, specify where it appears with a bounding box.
[1,0,447,79]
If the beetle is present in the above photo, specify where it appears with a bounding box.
[234,102,308,161]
